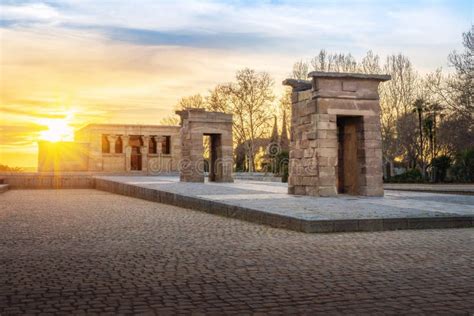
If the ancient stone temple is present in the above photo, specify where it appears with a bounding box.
[176,108,233,183]
[283,72,390,197]
[38,124,181,173]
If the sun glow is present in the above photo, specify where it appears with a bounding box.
[38,112,75,142]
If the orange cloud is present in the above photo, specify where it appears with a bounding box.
[0,26,293,168]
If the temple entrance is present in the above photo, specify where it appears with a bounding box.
[129,136,143,171]
[131,147,142,170]
[204,134,222,182]
[176,108,233,183]
[337,116,361,195]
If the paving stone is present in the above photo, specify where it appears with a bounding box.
[0,189,473,314]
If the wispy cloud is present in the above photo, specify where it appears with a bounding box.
[0,0,471,167]
[1,1,470,56]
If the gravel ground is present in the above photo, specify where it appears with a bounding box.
[1,189,473,315]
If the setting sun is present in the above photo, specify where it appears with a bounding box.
[38,113,75,142]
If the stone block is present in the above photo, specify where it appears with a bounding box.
[305,185,319,196]
[383,218,408,230]
[293,185,306,195]
[306,132,317,140]
[318,186,337,197]
[333,220,358,232]
[357,219,383,231]
[319,175,336,186]
[303,220,334,233]
[406,217,472,230]
[301,176,316,186]
[317,139,338,149]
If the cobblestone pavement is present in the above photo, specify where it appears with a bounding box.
[1,189,473,315]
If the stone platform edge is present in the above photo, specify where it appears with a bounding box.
[1,174,94,189]
[384,188,474,196]
[0,184,9,193]
[93,178,473,234]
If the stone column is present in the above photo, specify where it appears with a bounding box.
[141,136,149,173]
[149,136,167,174]
[106,135,117,153]
[214,132,233,182]
[359,115,384,196]
[154,136,164,155]
[122,135,131,172]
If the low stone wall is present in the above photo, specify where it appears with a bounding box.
[1,173,94,189]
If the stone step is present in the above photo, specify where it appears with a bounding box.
[0,184,9,194]
[0,178,4,184]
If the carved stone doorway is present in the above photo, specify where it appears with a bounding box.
[176,108,233,183]
[130,146,142,171]
[337,116,362,195]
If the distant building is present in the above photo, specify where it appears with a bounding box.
[38,124,181,173]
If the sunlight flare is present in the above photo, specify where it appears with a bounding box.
[38,111,75,142]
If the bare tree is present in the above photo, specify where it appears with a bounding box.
[311,50,358,72]
[447,25,473,118]
[160,116,180,126]
[175,94,207,110]
[226,68,275,172]
[160,94,207,125]
[360,50,382,74]
[206,84,231,113]
[291,60,309,80]
[379,54,419,168]
[419,26,474,159]
[412,98,427,177]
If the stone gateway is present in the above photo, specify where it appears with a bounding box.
[284,72,390,197]
[176,108,234,183]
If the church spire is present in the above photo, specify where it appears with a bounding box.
[280,110,289,152]
[270,115,279,145]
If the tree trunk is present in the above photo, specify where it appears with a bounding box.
[418,112,425,179]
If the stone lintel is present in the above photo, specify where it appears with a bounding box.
[282,79,312,91]
[308,71,391,82]
[176,108,232,123]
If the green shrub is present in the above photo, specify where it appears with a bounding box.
[451,148,474,183]
[431,155,451,182]
[275,151,289,183]
[390,168,423,183]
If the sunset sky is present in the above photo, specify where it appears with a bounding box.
[0,0,472,168]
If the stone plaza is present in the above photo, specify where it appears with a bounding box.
[1,189,473,314]
[2,70,473,314]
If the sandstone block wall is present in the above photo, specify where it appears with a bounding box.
[75,124,181,174]
[284,72,390,197]
[177,108,233,183]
